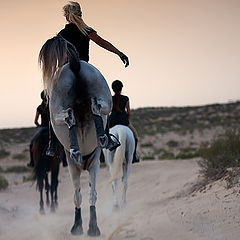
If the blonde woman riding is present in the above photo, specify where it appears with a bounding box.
[47,1,129,156]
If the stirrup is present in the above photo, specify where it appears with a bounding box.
[46,148,55,157]
[107,134,121,151]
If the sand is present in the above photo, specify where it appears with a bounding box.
[0,158,240,240]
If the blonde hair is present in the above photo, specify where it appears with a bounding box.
[63,1,90,36]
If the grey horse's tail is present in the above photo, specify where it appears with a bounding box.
[39,36,80,92]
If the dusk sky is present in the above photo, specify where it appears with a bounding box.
[1,0,240,128]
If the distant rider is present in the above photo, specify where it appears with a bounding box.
[109,80,140,163]
[27,91,49,167]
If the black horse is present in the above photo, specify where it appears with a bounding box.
[32,129,66,214]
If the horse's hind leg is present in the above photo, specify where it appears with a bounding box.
[112,179,119,208]
[50,166,59,213]
[108,155,119,208]
[122,159,132,206]
[38,179,45,214]
[54,164,59,208]
[45,174,50,207]
[65,151,83,235]
[88,159,101,236]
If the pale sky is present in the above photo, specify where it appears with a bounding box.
[0,0,240,128]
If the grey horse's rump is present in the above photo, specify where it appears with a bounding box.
[49,61,112,156]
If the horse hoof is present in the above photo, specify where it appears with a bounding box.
[113,204,120,210]
[39,208,45,215]
[71,224,83,235]
[51,205,56,213]
[87,226,101,237]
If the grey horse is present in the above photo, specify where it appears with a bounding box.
[39,36,112,236]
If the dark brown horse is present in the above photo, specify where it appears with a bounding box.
[32,129,66,214]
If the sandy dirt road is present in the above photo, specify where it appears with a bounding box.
[0,159,239,240]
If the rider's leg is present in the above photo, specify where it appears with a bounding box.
[27,127,46,167]
[27,144,34,167]
[91,98,120,151]
[46,123,58,157]
[128,123,140,163]
[64,108,82,163]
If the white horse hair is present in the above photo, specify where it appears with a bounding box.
[103,125,135,207]
[39,36,112,236]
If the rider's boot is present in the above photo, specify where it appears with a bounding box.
[65,108,82,163]
[27,144,34,168]
[91,97,120,151]
[105,117,121,151]
[132,138,140,164]
[46,124,57,157]
[93,115,120,151]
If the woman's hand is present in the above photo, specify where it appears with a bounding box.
[120,53,129,67]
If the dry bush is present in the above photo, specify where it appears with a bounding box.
[0,175,8,190]
[0,149,10,159]
[198,128,240,179]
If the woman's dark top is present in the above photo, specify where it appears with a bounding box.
[37,103,50,127]
[109,95,129,128]
[58,23,96,62]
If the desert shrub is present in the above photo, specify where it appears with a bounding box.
[0,175,9,190]
[176,152,199,159]
[198,129,240,178]
[159,152,175,160]
[12,153,26,160]
[4,165,31,173]
[225,168,240,188]
[175,147,199,159]
[0,149,10,159]
[22,175,34,183]
[167,140,179,148]
[154,148,165,155]
[140,142,153,148]
[154,148,175,160]
[142,154,155,160]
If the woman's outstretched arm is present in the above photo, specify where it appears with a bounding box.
[88,32,129,67]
